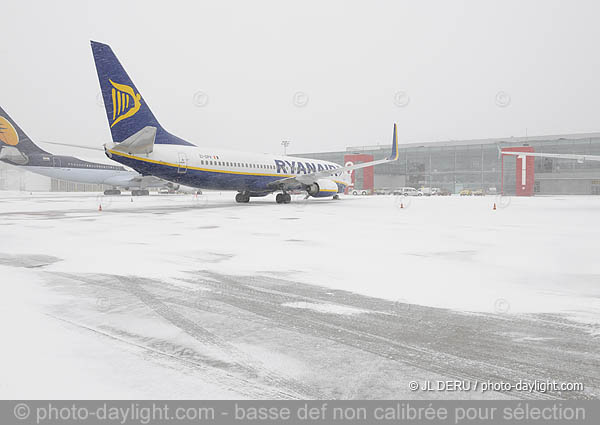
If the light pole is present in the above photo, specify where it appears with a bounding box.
[281,140,291,155]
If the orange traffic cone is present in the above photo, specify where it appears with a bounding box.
[492,203,497,210]
[98,204,102,211]
[400,203,404,209]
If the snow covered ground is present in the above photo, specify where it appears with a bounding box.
[0,191,598,399]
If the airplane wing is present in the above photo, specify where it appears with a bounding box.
[104,173,177,189]
[141,175,176,188]
[501,151,600,162]
[126,175,165,186]
[268,124,400,190]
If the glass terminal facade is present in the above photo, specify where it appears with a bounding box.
[298,133,600,195]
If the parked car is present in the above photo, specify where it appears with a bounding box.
[394,187,422,196]
[374,188,392,195]
[459,189,473,196]
[472,189,485,196]
[419,187,434,196]
[435,189,452,196]
[349,188,371,196]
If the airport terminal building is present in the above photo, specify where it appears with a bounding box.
[298,132,600,195]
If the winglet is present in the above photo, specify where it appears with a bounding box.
[387,123,399,161]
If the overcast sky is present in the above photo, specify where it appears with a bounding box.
[2,0,600,158]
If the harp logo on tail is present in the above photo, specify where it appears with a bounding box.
[0,117,19,146]
[109,80,141,128]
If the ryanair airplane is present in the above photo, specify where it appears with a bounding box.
[0,105,174,195]
[91,41,399,203]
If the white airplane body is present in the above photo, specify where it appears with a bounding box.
[20,164,135,186]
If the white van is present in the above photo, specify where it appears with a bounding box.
[394,187,422,196]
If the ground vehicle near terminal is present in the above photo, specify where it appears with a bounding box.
[349,187,372,195]
[374,188,392,195]
[394,187,422,196]
[419,187,444,196]
[459,189,473,196]
[473,189,484,196]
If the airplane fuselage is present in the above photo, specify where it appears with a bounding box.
[105,144,351,194]
[0,150,144,187]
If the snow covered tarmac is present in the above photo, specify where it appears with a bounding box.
[0,191,598,399]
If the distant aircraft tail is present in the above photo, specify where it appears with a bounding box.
[90,41,193,146]
[0,105,49,155]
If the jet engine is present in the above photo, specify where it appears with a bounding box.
[306,179,339,198]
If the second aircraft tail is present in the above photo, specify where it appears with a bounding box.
[0,105,49,155]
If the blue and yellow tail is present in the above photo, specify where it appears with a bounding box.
[90,41,193,146]
[387,123,399,161]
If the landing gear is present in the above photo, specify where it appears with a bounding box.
[276,193,291,204]
[333,194,339,200]
[132,189,150,196]
[103,189,121,195]
[235,192,250,203]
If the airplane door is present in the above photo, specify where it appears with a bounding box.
[52,157,61,167]
[177,153,187,174]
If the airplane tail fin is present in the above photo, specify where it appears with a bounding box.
[387,123,399,161]
[90,41,192,146]
[0,105,49,155]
